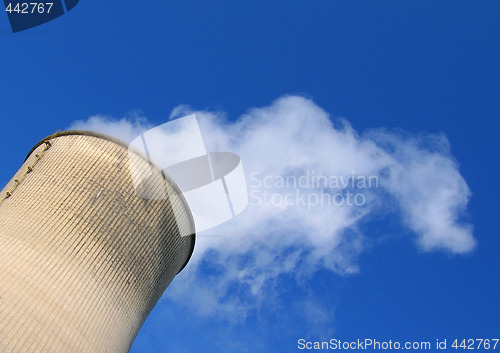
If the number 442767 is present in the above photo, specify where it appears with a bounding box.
[452,339,499,350]
[5,3,54,14]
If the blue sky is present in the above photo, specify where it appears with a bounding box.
[1,1,499,352]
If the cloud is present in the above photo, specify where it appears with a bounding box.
[70,112,152,143]
[68,95,474,322]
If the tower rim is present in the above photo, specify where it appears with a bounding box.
[25,129,196,274]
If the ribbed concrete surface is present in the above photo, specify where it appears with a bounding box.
[0,132,195,353]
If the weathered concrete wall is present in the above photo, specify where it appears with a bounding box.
[0,132,195,353]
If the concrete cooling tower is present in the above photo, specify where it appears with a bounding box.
[0,131,196,352]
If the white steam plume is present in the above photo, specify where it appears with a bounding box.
[68,95,474,320]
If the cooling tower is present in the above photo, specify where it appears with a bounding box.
[0,131,195,353]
